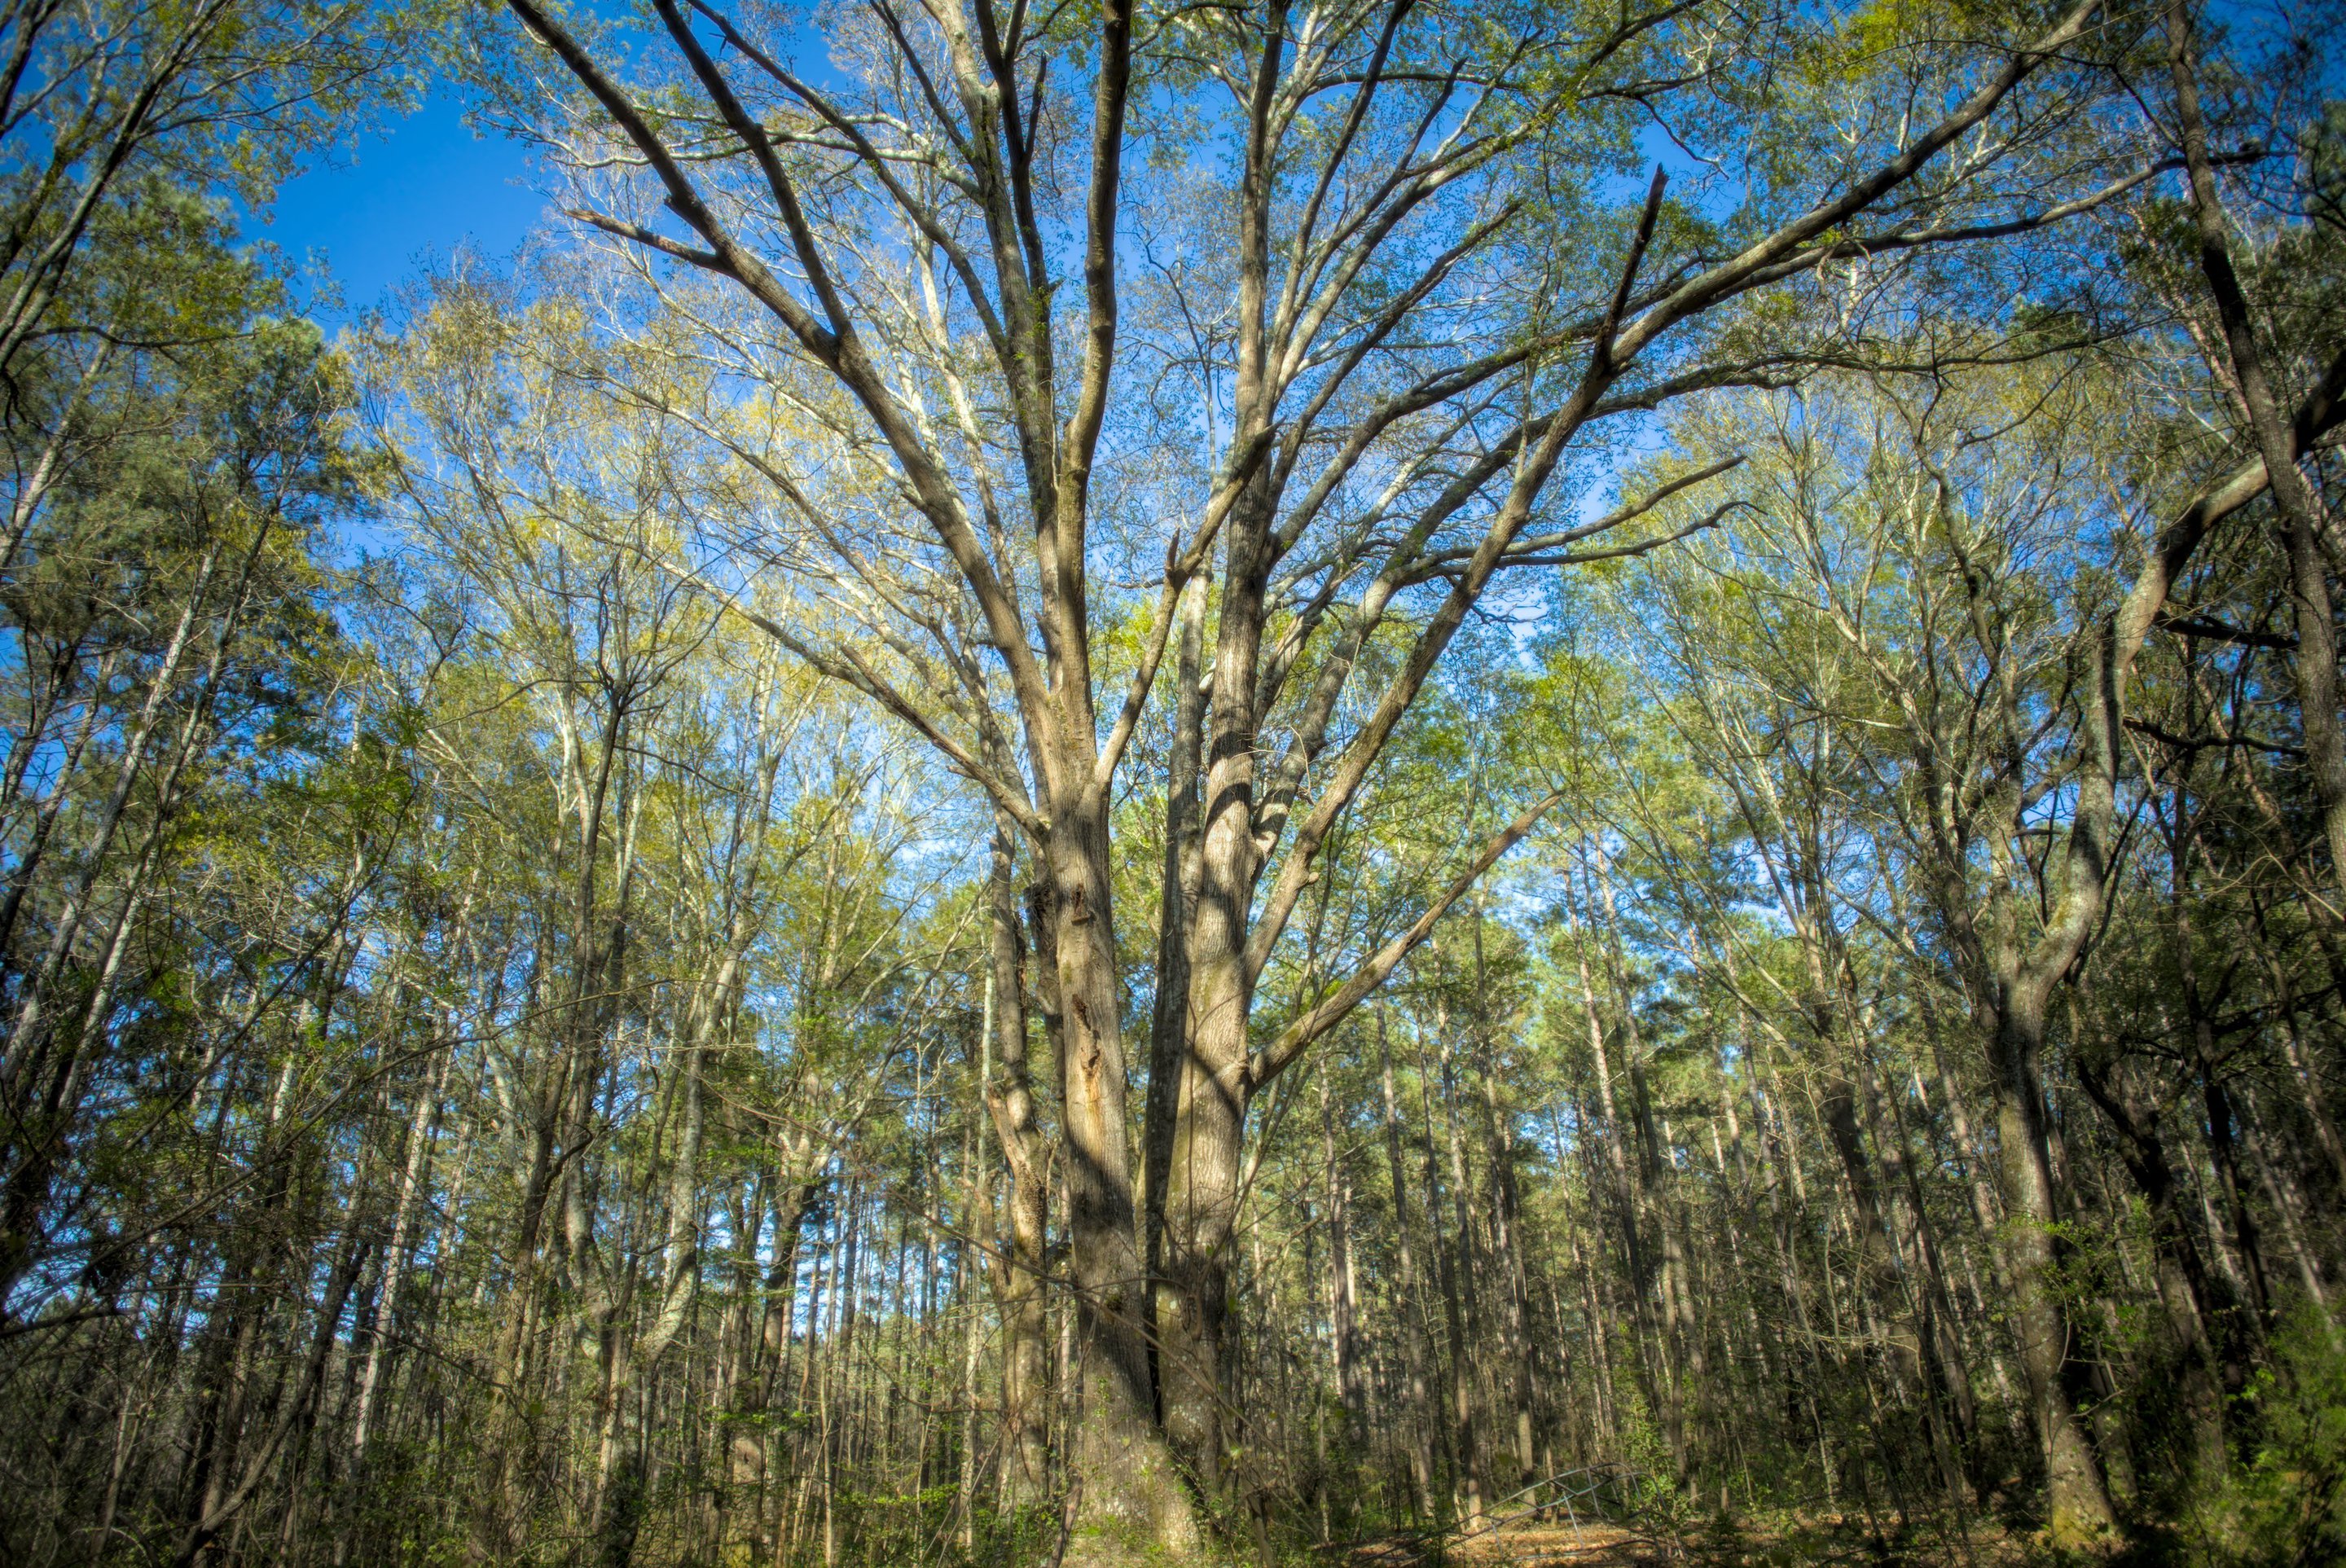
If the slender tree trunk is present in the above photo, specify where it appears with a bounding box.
[1420,1033,1483,1525]
[352,1042,450,1458]
[1318,1074,1363,1433]
[1378,1016,1439,1521]
[983,815,1051,1507]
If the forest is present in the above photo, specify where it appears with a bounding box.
[1,0,2343,1564]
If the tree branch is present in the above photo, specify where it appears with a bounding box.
[1245,789,1563,1092]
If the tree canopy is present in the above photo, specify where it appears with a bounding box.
[2,1,2344,1566]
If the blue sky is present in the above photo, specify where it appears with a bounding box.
[261,96,547,319]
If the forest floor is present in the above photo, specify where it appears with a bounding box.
[1343,1513,2026,1568]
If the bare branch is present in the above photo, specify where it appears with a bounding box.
[563,206,723,270]
[1400,454,1746,582]
[1615,0,2106,362]
[1245,789,1563,1091]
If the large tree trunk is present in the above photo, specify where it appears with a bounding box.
[1142,578,1208,1424]
[1158,479,1277,1497]
[1984,990,2115,1545]
[1042,789,1198,1560]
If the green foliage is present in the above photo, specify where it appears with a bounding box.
[2162,1316,2346,1568]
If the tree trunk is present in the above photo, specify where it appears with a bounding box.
[1985,992,2115,1544]
[983,815,1051,1506]
[1378,1017,1439,1521]
[1143,576,1208,1420]
[1159,488,1276,1499]
[1041,787,1197,1559]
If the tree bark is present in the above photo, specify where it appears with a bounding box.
[982,820,1051,1507]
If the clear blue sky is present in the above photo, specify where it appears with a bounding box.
[261,96,547,318]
